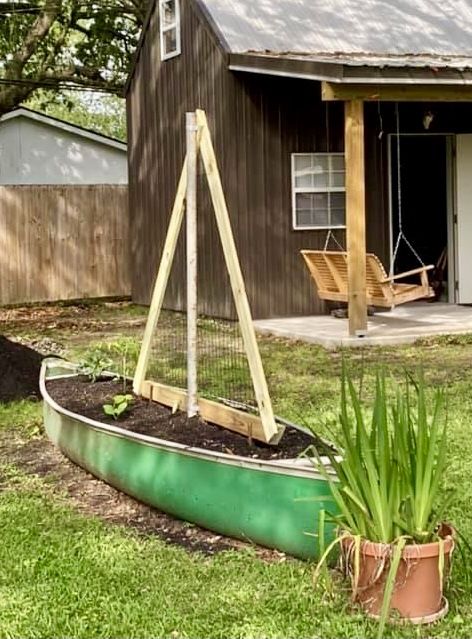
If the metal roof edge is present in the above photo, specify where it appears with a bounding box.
[192,0,231,53]
[229,53,343,82]
[228,52,472,86]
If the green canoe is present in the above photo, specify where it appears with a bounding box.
[40,359,335,559]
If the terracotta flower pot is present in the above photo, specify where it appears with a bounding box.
[342,524,455,624]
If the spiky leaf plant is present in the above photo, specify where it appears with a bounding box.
[312,370,449,638]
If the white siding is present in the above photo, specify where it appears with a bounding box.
[0,116,127,185]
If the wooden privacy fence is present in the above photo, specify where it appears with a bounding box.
[0,185,130,305]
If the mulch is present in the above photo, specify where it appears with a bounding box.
[0,336,44,402]
[46,376,333,460]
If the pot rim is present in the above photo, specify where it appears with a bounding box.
[343,523,455,559]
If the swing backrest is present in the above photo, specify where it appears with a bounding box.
[365,254,392,302]
[301,251,395,306]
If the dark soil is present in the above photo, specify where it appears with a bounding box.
[0,336,43,402]
[47,377,332,459]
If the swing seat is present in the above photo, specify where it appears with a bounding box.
[301,251,435,308]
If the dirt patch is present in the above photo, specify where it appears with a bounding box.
[47,377,332,459]
[0,336,44,402]
[0,432,288,559]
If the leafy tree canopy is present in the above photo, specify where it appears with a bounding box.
[26,89,126,140]
[0,0,149,116]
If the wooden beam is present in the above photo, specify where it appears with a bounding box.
[195,109,280,443]
[133,159,188,394]
[141,380,284,445]
[186,112,198,417]
[345,100,367,337]
[322,82,472,102]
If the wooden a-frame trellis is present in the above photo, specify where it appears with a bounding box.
[133,109,284,445]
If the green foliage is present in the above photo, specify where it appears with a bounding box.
[25,90,126,140]
[311,370,451,638]
[4,304,472,638]
[78,351,112,383]
[0,1,149,115]
[314,370,448,544]
[106,338,140,392]
[103,394,133,420]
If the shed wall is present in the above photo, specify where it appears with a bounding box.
[0,117,127,185]
[128,0,355,318]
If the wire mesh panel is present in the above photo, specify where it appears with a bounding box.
[146,199,257,410]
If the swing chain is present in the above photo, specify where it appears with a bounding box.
[390,103,425,276]
[324,229,344,252]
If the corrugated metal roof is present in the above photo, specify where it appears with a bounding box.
[202,0,472,68]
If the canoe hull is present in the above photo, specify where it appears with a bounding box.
[41,360,335,559]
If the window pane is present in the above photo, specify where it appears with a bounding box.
[292,153,346,229]
[330,171,345,187]
[164,28,177,54]
[296,193,330,227]
[331,155,345,171]
[313,156,329,173]
[296,192,329,210]
[294,155,312,171]
[295,172,313,188]
[330,192,346,208]
[296,210,315,227]
[312,209,329,226]
[313,172,329,188]
[163,0,176,27]
[331,209,345,226]
[296,193,313,210]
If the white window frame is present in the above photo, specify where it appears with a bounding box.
[159,0,181,61]
[291,152,346,231]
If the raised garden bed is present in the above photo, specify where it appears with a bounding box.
[41,358,336,559]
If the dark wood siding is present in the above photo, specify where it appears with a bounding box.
[127,0,349,318]
[128,0,472,318]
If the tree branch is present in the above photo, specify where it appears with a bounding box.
[6,0,62,77]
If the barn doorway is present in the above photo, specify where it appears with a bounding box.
[389,134,454,302]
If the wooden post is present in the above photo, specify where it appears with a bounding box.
[196,109,279,442]
[345,100,367,336]
[186,112,198,417]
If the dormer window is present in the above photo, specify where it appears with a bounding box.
[159,0,181,60]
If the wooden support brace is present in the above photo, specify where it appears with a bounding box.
[345,100,368,336]
[141,381,284,445]
[195,109,281,443]
[133,159,188,393]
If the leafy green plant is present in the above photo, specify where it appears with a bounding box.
[311,370,450,637]
[78,351,113,382]
[103,394,133,420]
[106,339,140,392]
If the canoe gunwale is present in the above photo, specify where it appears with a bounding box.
[40,360,335,480]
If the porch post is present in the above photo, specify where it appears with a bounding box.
[345,100,367,336]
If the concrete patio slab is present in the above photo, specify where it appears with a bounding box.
[254,303,472,349]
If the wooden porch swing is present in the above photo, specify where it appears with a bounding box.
[301,250,433,308]
[302,103,434,310]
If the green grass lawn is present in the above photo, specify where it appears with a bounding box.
[1,302,472,638]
